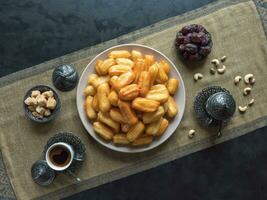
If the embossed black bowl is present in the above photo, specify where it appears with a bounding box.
[23,85,61,123]
[52,65,79,92]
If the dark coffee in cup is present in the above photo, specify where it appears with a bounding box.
[46,142,74,171]
[49,145,71,167]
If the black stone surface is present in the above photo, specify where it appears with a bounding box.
[0,0,214,77]
[0,0,267,200]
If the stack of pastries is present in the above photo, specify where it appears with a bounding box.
[84,49,179,146]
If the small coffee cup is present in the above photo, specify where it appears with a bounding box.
[45,142,74,171]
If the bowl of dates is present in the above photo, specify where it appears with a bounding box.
[175,24,212,61]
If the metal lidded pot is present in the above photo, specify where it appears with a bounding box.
[194,86,236,136]
[206,92,236,121]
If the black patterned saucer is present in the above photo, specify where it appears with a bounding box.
[43,132,86,173]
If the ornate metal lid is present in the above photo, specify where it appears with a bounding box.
[31,160,55,186]
[205,92,236,121]
[52,65,79,91]
[194,86,235,127]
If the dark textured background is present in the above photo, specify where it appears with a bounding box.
[0,0,267,200]
[0,0,215,77]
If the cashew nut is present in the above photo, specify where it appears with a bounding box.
[244,74,255,84]
[211,59,220,67]
[217,65,226,74]
[220,56,227,62]
[209,68,216,75]
[248,99,254,106]
[188,129,195,138]
[194,73,203,81]
[243,87,251,96]
[234,76,242,85]
[238,106,247,113]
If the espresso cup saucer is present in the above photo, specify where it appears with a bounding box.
[43,132,86,174]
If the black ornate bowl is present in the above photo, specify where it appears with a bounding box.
[23,85,61,123]
[31,160,56,186]
[52,65,79,92]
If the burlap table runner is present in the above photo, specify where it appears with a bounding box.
[1,1,267,199]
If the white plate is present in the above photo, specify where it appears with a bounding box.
[76,44,186,153]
